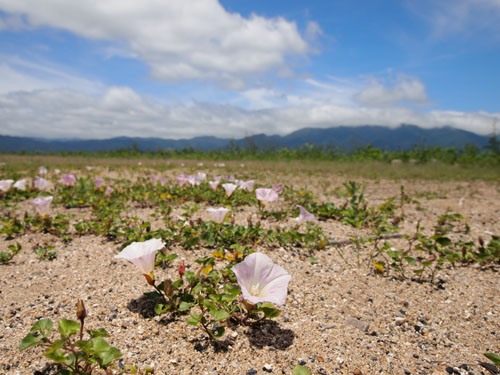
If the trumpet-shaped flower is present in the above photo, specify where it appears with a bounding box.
[94,177,104,188]
[295,205,318,223]
[0,179,14,192]
[114,238,165,277]
[272,184,284,195]
[232,252,291,306]
[207,207,230,223]
[209,180,219,191]
[14,179,28,191]
[222,183,237,197]
[240,180,254,191]
[38,166,48,175]
[59,174,76,186]
[256,188,279,204]
[176,173,189,186]
[104,186,114,196]
[31,196,53,215]
[34,176,50,191]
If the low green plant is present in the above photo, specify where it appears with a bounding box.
[0,242,21,263]
[19,300,123,374]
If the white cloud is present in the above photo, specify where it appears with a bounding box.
[354,76,430,107]
[408,0,500,39]
[0,0,310,88]
[0,86,497,141]
[0,56,104,95]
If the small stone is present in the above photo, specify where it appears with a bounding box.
[445,367,454,374]
[299,359,307,365]
[263,364,273,372]
[353,370,363,375]
[247,369,258,375]
[370,356,378,361]
[404,370,411,375]
[346,317,370,332]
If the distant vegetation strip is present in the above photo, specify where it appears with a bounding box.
[3,137,500,166]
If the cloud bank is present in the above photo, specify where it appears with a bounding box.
[1,86,497,140]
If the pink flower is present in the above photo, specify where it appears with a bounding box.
[272,184,284,195]
[209,181,219,191]
[54,169,61,175]
[94,177,104,188]
[256,188,279,204]
[176,174,189,186]
[150,174,159,182]
[295,205,318,223]
[195,172,206,185]
[207,207,230,223]
[105,186,114,196]
[214,176,223,182]
[222,183,237,197]
[31,196,53,215]
[239,180,254,192]
[38,166,48,175]
[86,166,93,171]
[114,238,165,277]
[13,179,28,191]
[0,179,14,192]
[159,177,167,186]
[34,176,50,191]
[59,174,76,186]
[232,252,291,306]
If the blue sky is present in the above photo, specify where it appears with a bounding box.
[0,0,498,139]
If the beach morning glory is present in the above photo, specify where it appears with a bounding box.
[295,205,318,223]
[256,188,279,205]
[0,179,14,193]
[114,238,165,283]
[232,252,291,306]
[222,183,238,197]
[207,207,231,223]
[31,196,53,216]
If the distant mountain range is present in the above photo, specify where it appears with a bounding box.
[0,124,492,153]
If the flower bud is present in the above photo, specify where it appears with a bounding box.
[144,273,155,286]
[76,299,87,321]
[178,261,185,277]
[163,279,173,297]
[478,236,484,247]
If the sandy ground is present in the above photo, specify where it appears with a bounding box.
[0,163,499,375]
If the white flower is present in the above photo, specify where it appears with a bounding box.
[207,207,230,223]
[114,239,165,276]
[31,196,53,215]
[232,252,291,306]
[14,179,28,191]
[0,179,14,192]
[295,205,318,223]
[256,188,279,204]
[222,183,237,197]
[34,176,51,191]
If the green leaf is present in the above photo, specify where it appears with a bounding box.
[484,353,500,366]
[211,326,225,338]
[292,365,312,375]
[45,349,67,363]
[19,333,39,351]
[259,303,280,318]
[87,328,110,338]
[404,256,417,265]
[191,282,202,295]
[31,319,53,337]
[223,284,241,295]
[154,303,171,315]
[91,337,122,366]
[211,309,230,322]
[58,319,81,338]
[178,301,194,312]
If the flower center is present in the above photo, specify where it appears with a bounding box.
[250,283,262,297]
